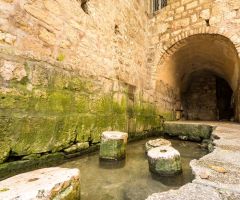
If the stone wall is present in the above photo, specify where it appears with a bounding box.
[182,71,217,121]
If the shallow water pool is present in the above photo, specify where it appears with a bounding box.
[59,138,207,200]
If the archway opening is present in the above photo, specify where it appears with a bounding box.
[155,34,239,121]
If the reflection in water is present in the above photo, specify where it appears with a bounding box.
[59,138,207,200]
[99,159,126,169]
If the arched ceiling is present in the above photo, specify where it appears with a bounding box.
[156,34,240,95]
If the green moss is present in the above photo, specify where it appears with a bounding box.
[50,71,93,92]
[92,114,111,143]
[0,152,65,180]
[68,77,93,93]
[160,112,174,121]
[0,188,9,192]
[100,139,126,160]
[49,70,70,90]
[56,53,65,62]
[93,95,113,114]
[0,91,30,111]
[47,90,73,113]
[76,115,94,142]
[51,114,79,152]
[22,154,41,160]
[10,114,78,156]
[111,113,127,131]
[164,122,213,139]
[0,142,10,164]
[150,154,182,176]
[32,90,74,113]
[20,76,29,85]
[134,103,162,130]
[74,93,89,113]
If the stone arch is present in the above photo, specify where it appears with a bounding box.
[153,28,240,121]
[152,26,240,82]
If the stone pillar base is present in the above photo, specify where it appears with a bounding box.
[147,146,182,176]
[99,131,128,161]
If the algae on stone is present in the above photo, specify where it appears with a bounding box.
[11,115,77,155]
[64,142,89,154]
[147,146,182,176]
[100,131,128,160]
[0,143,10,164]
[164,122,212,140]
[100,139,126,160]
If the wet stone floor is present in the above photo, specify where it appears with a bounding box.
[60,137,208,200]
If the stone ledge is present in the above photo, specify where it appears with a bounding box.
[163,121,213,141]
[146,183,221,200]
[0,167,81,200]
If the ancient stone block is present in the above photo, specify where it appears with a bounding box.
[175,6,185,14]
[200,9,210,19]
[164,122,213,140]
[173,18,190,28]
[186,1,198,10]
[0,61,27,81]
[99,131,128,160]
[0,167,81,200]
[39,28,56,46]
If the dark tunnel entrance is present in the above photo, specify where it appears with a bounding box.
[181,71,234,121]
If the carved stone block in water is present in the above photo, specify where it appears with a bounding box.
[147,146,182,176]
[145,138,172,152]
[99,131,128,160]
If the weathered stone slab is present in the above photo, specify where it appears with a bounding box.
[164,122,213,140]
[190,148,240,193]
[146,183,221,200]
[0,167,80,200]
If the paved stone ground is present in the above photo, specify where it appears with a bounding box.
[147,121,240,200]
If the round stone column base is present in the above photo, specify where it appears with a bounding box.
[147,146,182,176]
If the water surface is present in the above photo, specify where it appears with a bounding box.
[60,138,207,200]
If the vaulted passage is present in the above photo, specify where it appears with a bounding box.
[181,70,234,121]
[155,34,240,121]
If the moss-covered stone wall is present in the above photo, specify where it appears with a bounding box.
[0,53,171,166]
[0,0,165,167]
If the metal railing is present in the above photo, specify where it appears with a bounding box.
[152,0,167,13]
